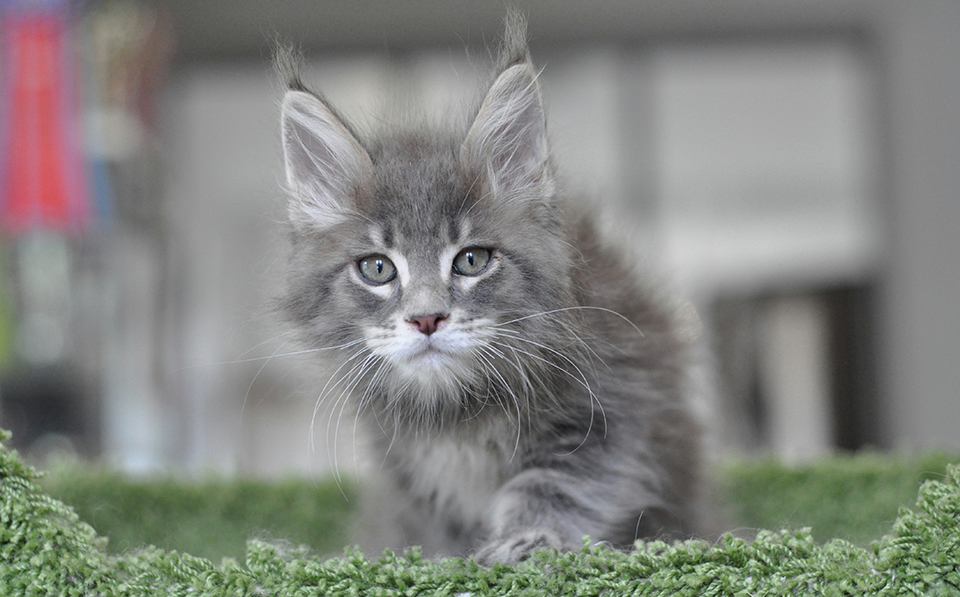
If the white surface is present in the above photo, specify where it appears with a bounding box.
[652,42,881,296]
[759,296,833,462]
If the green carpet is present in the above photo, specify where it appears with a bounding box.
[2,431,959,596]
[38,464,356,562]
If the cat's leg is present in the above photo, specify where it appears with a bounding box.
[473,468,632,565]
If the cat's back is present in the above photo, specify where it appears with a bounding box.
[567,212,687,376]
[565,211,703,536]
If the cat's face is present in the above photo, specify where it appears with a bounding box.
[281,59,575,413]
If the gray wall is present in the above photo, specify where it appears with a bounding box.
[880,1,960,449]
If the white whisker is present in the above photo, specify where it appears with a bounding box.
[323,351,377,490]
[475,346,523,461]
[332,353,380,488]
[309,347,369,456]
[238,336,295,433]
[489,337,605,453]
[353,358,389,480]
[204,338,366,368]
[497,305,644,339]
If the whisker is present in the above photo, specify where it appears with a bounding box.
[483,342,536,402]
[496,305,645,339]
[332,354,380,488]
[231,330,299,362]
[475,346,523,461]
[493,313,615,375]
[201,338,367,368]
[238,336,295,433]
[491,333,608,450]
[309,347,369,455]
[319,355,368,490]
[324,350,378,490]
[353,358,389,479]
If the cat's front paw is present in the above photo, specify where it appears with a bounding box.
[473,529,566,566]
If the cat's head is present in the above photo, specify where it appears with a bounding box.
[278,15,579,418]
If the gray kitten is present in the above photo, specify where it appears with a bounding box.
[277,12,702,565]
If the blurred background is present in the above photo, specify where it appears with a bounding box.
[0,0,957,477]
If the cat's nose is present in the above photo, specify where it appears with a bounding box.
[407,313,448,335]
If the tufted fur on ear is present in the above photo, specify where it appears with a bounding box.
[280,88,373,229]
[461,12,554,202]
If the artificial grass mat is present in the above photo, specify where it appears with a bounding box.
[2,432,959,596]
[34,451,959,562]
[38,465,356,563]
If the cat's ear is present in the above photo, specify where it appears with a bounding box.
[461,61,554,200]
[281,90,372,228]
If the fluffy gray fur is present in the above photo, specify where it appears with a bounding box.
[276,11,702,565]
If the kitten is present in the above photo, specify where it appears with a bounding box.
[276,11,702,565]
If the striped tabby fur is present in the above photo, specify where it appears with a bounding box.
[277,11,702,565]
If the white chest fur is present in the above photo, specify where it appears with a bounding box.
[402,435,513,524]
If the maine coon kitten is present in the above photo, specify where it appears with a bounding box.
[277,12,702,565]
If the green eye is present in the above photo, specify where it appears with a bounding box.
[358,254,397,285]
[453,247,491,276]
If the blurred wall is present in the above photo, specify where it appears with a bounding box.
[880,1,960,451]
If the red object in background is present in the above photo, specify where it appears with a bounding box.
[0,9,89,234]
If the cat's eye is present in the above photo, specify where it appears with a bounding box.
[452,247,492,276]
[358,254,397,285]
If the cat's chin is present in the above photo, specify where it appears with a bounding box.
[387,348,477,403]
[394,349,467,381]
[411,346,454,368]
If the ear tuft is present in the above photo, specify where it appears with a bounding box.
[498,8,531,70]
[274,44,310,94]
[281,90,372,228]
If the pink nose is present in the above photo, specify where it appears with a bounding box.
[408,313,447,335]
